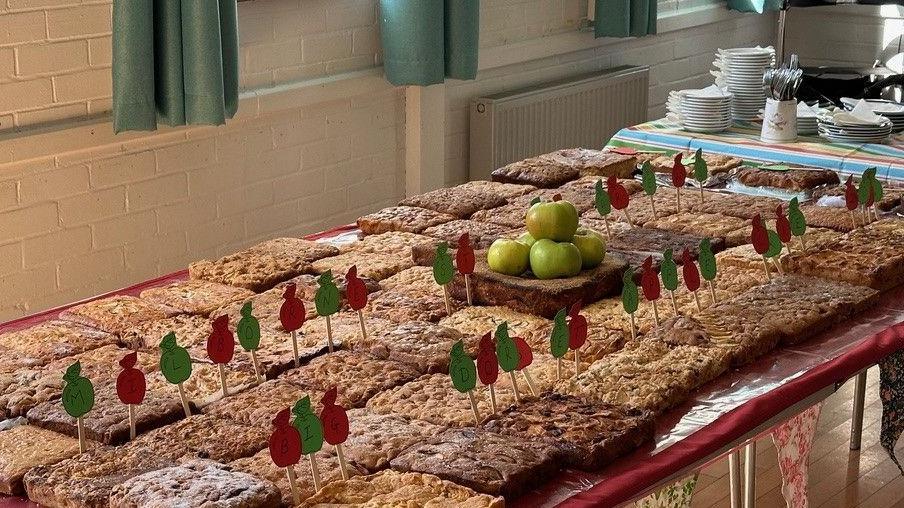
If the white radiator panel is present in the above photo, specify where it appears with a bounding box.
[469,66,649,181]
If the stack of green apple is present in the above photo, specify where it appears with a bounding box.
[487,198,606,279]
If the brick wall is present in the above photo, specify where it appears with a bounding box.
[785,5,902,69]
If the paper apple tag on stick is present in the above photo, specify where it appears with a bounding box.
[512,336,537,395]
[660,248,680,315]
[870,169,883,221]
[62,361,94,453]
[316,271,341,353]
[765,229,784,274]
[621,268,639,340]
[433,242,455,316]
[693,148,708,203]
[698,238,718,304]
[207,315,235,397]
[844,176,859,229]
[269,408,303,505]
[775,204,793,254]
[320,387,350,480]
[159,331,193,417]
[671,153,686,212]
[594,180,613,236]
[788,197,808,251]
[751,214,772,281]
[549,309,569,380]
[567,302,587,376]
[449,339,480,425]
[760,164,791,172]
[345,265,369,341]
[476,333,499,413]
[237,302,263,384]
[641,256,661,327]
[494,322,522,402]
[681,248,703,311]
[280,283,306,364]
[609,146,638,155]
[117,352,146,441]
[292,396,324,491]
[641,162,659,218]
[456,233,476,306]
[606,176,632,226]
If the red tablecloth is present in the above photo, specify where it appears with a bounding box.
[2,223,903,508]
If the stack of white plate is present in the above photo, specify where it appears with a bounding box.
[666,86,733,133]
[712,47,776,121]
[796,102,823,135]
[841,98,904,132]
[818,112,893,143]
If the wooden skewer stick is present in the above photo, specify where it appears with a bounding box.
[325,315,335,354]
[308,454,322,492]
[649,195,657,218]
[508,371,522,402]
[676,187,682,212]
[708,280,717,304]
[291,330,300,367]
[651,300,660,327]
[556,358,563,381]
[574,349,581,376]
[464,275,473,306]
[799,234,808,252]
[335,444,350,480]
[699,185,705,203]
[466,390,481,425]
[177,383,191,417]
[773,258,784,275]
[250,350,263,384]
[357,310,367,340]
[761,256,772,282]
[522,369,538,396]
[487,384,497,414]
[669,290,679,315]
[285,466,300,505]
[442,285,453,316]
[629,313,637,340]
[623,209,634,227]
[76,417,86,453]
[128,404,136,440]
[693,291,702,312]
[602,216,612,237]
[218,363,229,397]
[850,210,858,229]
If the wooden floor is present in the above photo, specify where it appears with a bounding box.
[691,367,904,508]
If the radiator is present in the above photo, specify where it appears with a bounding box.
[469,65,649,180]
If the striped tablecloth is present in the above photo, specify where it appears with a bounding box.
[607,120,904,182]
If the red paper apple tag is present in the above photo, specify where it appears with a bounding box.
[845,176,859,211]
[610,147,638,155]
[641,256,661,301]
[116,352,146,405]
[751,213,769,255]
[456,233,476,276]
[269,408,302,468]
[513,337,533,370]
[279,283,305,332]
[671,153,687,188]
[606,176,630,210]
[775,205,792,244]
[476,333,499,386]
[567,301,587,350]
[345,266,368,311]
[207,315,235,364]
[319,387,350,446]
[681,248,701,292]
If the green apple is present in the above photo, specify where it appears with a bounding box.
[525,200,579,242]
[487,239,530,276]
[571,228,606,269]
[516,232,536,248]
[529,239,582,280]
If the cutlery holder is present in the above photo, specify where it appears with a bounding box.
[761,99,797,143]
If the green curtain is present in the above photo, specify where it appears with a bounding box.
[112,0,239,133]
[727,0,784,13]
[379,0,479,86]
[595,0,657,38]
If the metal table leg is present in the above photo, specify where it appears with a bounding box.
[744,442,756,508]
[729,450,742,508]
[850,370,867,450]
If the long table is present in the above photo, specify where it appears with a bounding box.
[607,120,904,182]
[2,222,903,508]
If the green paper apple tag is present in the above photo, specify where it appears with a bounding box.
[698,238,717,282]
[765,229,783,258]
[494,322,520,373]
[660,249,679,291]
[594,180,611,216]
[237,302,261,351]
[159,332,192,385]
[760,164,791,172]
[315,271,340,317]
[449,340,477,393]
[62,361,94,418]
[641,162,658,197]
[291,396,324,455]
[693,148,709,182]
[529,196,542,207]
[549,309,569,359]
[788,197,807,237]
[872,175,883,202]
[621,269,639,314]
[433,242,455,286]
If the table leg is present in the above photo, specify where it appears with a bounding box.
[729,450,742,508]
[744,442,756,508]
[850,370,867,451]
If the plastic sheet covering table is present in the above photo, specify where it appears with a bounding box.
[1,224,903,508]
